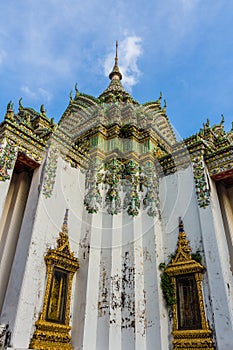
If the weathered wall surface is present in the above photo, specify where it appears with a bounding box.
[160,165,233,349]
[198,178,233,349]
[1,158,233,350]
[0,154,85,349]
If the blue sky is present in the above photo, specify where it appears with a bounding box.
[0,0,233,138]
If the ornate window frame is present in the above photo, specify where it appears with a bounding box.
[165,219,215,350]
[30,210,79,350]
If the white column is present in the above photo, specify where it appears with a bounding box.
[0,172,31,313]
[0,155,14,230]
[0,174,16,257]
[133,213,147,350]
[109,212,122,350]
[217,183,233,272]
[153,215,170,350]
[198,180,233,349]
[121,213,134,350]
[142,211,169,350]
[96,213,112,350]
[82,211,103,350]
[1,167,41,331]
[70,209,92,350]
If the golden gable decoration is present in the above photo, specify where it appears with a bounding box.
[30,209,79,350]
[165,218,215,350]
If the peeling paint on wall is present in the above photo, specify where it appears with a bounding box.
[143,247,152,262]
[121,251,135,331]
[97,250,148,335]
[137,289,147,336]
[79,230,90,260]
[110,274,121,325]
[98,263,109,317]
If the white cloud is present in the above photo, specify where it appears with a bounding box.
[103,36,143,92]
[21,85,52,103]
[181,0,201,12]
[21,85,37,99]
[38,88,52,103]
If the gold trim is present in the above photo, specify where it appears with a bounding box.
[30,209,79,350]
[166,219,215,350]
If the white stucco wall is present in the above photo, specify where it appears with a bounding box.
[1,158,233,350]
[160,165,202,259]
[197,178,233,349]
[3,155,85,349]
[160,164,233,349]
[73,189,169,350]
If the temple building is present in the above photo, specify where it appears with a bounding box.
[0,43,233,350]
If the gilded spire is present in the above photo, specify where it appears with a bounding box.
[172,217,192,263]
[178,218,191,253]
[99,41,138,104]
[56,208,72,254]
[62,208,69,234]
[109,40,122,81]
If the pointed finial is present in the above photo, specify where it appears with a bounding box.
[56,209,72,255]
[178,218,190,250]
[40,104,46,114]
[5,100,14,120]
[109,40,122,81]
[203,118,210,129]
[69,90,73,102]
[62,208,69,234]
[19,97,23,109]
[7,101,14,112]
[115,40,118,62]
[75,83,79,96]
[179,217,184,232]
[220,114,224,125]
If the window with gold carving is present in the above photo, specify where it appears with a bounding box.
[46,268,68,324]
[30,209,79,350]
[176,274,201,330]
[164,219,215,350]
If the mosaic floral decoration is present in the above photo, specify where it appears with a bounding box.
[123,160,140,216]
[0,139,17,181]
[84,161,103,213]
[192,154,210,208]
[84,184,102,214]
[84,158,160,217]
[104,158,123,215]
[142,162,160,217]
[42,146,59,198]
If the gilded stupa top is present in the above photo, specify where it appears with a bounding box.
[57,41,177,148]
[98,41,138,104]
[109,40,122,81]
